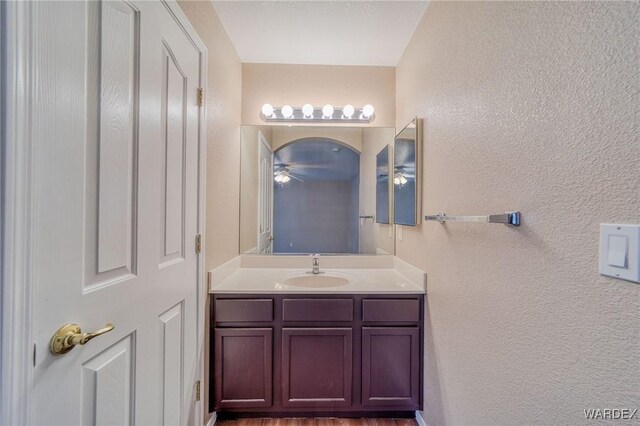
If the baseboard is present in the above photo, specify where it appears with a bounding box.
[207,412,217,426]
[210,411,420,425]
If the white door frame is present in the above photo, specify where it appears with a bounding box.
[0,2,208,424]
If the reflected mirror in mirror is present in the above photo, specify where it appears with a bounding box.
[240,126,396,255]
[375,145,391,224]
[394,118,422,226]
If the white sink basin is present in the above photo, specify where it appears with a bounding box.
[283,273,350,288]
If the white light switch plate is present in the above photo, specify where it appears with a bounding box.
[599,224,640,283]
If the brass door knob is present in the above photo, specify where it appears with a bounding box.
[50,323,114,355]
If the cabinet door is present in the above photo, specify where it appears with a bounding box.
[282,328,353,408]
[362,327,420,408]
[214,328,272,409]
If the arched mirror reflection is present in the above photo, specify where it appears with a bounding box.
[274,138,360,254]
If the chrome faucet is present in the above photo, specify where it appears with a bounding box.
[311,254,321,275]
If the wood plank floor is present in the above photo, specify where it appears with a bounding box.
[215,418,418,426]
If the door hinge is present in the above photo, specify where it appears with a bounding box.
[195,234,202,254]
[197,88,204,107]
[195,380,201,401]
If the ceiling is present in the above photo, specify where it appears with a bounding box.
[274,138,360,181]
[211,1,430,66]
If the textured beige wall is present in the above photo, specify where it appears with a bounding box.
[396,2,639,424]
[177,1,242,423]
[242,63,395,127]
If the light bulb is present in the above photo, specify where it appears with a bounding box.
[342,104,354,119]
[302,104,314,118]
[322,104,334,119]
[275,173,290,184]
[274,171,291,184]
[281,104,293,119]
[362,104,374,118]
[394,173,407,186]
[261,103,274,118]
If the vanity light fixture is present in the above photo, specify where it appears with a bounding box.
[259,103,375,123]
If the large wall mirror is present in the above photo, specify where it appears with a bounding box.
[240,126,396,255]
[394,118,422,226]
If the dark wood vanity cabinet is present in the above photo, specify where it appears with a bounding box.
[211,294,424,416]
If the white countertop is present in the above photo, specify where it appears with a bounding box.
[210,267,425,294]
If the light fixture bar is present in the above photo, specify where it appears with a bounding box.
[260,105,375,123]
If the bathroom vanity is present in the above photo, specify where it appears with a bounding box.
[219,118,427,418]
[209,261,426,418]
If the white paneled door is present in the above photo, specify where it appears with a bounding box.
[27,1,204,425]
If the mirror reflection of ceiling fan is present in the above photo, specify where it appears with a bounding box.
[274,165,304,184]
[393,166,414,187]
[394,173,408,186]
[275,161,330,170]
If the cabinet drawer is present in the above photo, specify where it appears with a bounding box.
[215,299,273,322]
[283,298,353,322]
[362,299,420,322]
